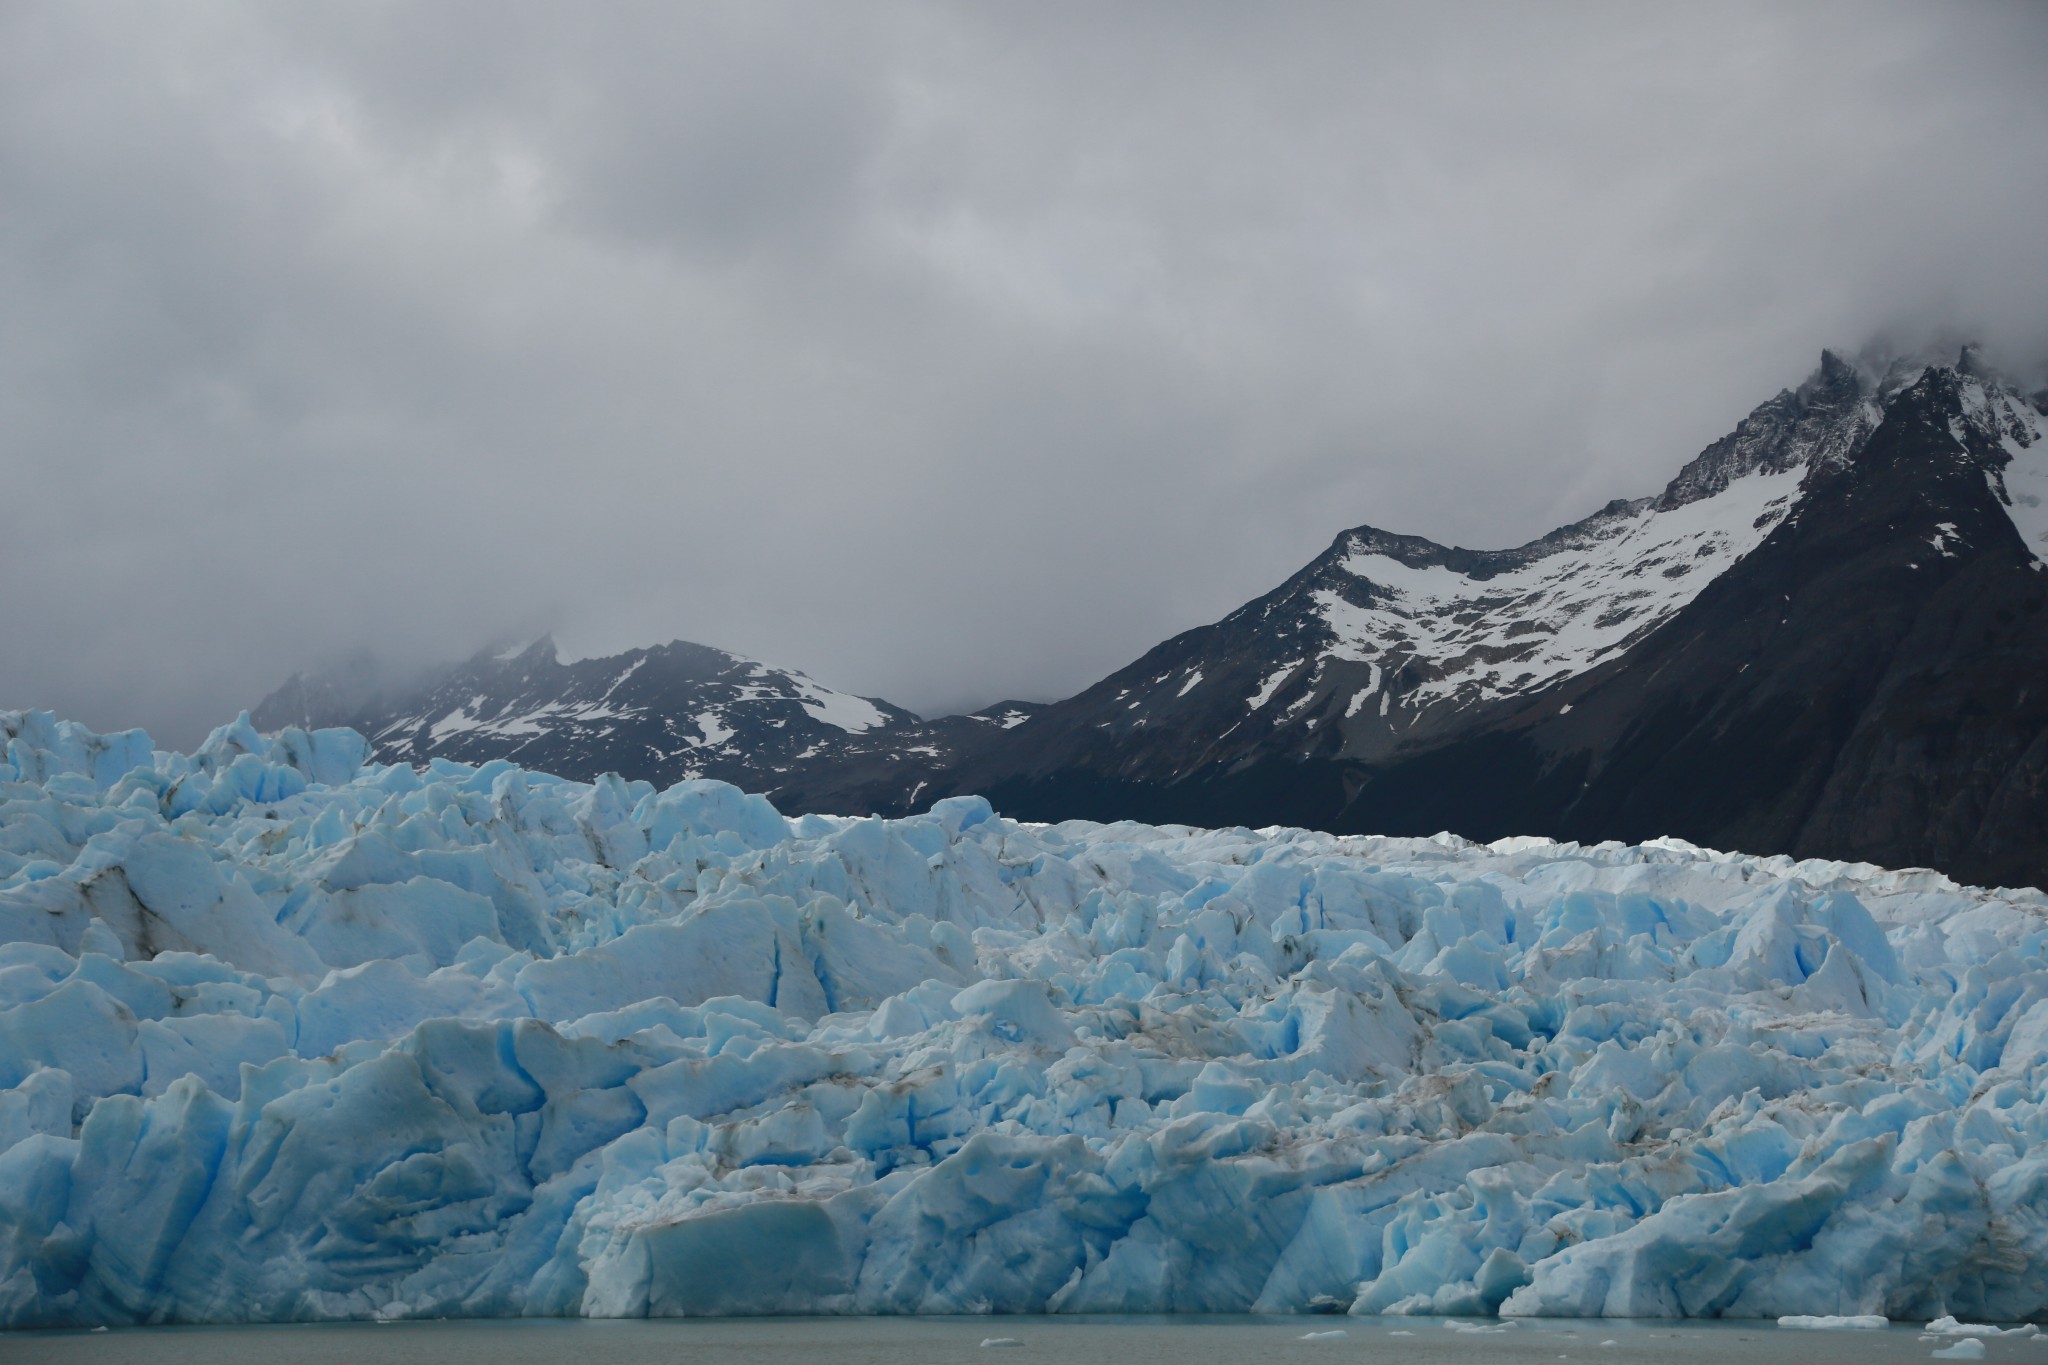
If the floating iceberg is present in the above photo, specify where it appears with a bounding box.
[1925,1318,2040,1337]
[2,708,2048,1327]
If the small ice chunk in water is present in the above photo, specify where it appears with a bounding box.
[981,1339,1022,1349]
[1933,1344,1988,1361]
[1780,1316,1889,1330]
[1928,1319,2010,1337]
[1299,1330,1348,1341]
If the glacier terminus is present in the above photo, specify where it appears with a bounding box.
[3,708,2048,1326]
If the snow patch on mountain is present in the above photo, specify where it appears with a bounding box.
[792,675,890,733]
[1971,381,2048,563]
[1323,465,1805,711]
[1248,662,1299,709]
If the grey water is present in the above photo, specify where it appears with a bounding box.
[0,1316,2000,1365]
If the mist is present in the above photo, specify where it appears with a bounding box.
[3,2,2046,745]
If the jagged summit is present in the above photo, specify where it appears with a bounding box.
[1654,348,1879,509]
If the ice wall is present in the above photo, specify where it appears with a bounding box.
[2,707,2047,1326]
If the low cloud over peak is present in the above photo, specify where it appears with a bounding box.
[3,2,2046,743]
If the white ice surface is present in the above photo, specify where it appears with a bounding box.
[3,709,2048,1328]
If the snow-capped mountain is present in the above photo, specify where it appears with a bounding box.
[889,346,2048,889]
[251,345,2048,887]
[937,350,1923,776]
[254,637,1041,799]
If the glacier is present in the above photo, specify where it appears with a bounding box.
[3,708,2048,1327]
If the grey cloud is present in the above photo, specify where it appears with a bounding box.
[2,1,2045,745]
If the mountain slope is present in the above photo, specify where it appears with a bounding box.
[909,351,1878,796]
[1320,359,2048,881]
[892,349,2048,887]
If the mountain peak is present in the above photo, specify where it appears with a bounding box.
[1653,348,1877,511]
[483,635,559,666]
[891,341,2048,889]
[1816,347,1857,384]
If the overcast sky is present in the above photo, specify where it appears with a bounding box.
[5,2,2047,744]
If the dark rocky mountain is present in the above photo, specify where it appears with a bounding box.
[848,347,2048,889]
[255,346,2048,888]
[254,637,1042,802]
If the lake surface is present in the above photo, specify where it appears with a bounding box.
[0,1316,2013,1365]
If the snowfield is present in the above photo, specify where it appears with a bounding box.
[1322,465,1809,711]
[3,708,2048,1327]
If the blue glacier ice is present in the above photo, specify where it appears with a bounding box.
[2,706,2048,1326]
